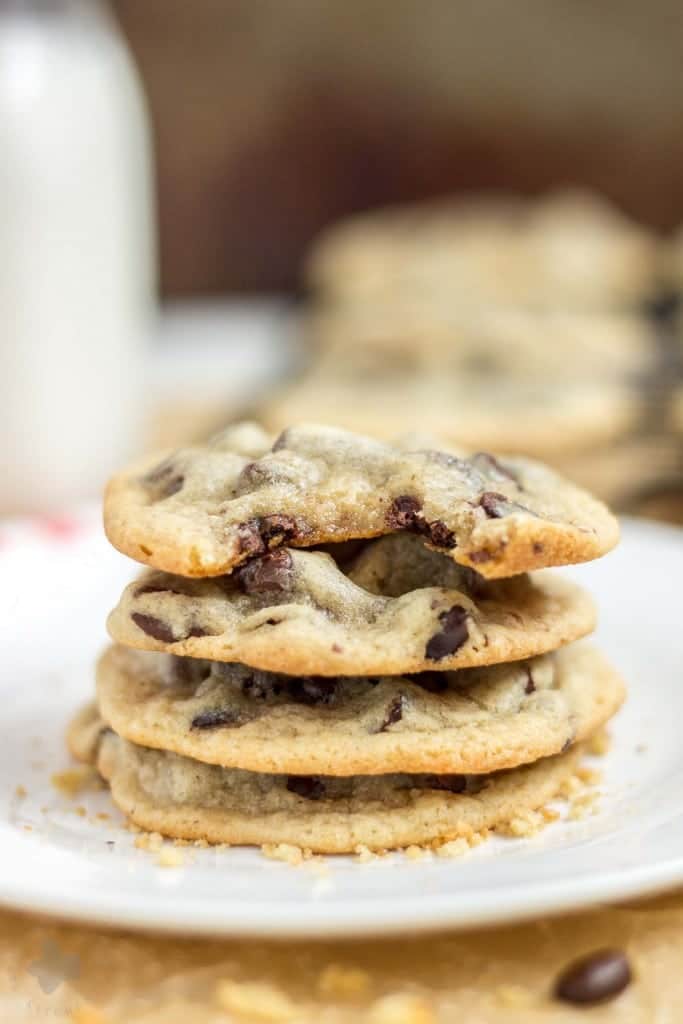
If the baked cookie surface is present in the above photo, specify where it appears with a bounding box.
[108,534,595,675]
[104,423,619,579]
[94,643,624,776]
[69,704,587,853]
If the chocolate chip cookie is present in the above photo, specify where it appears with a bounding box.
[94,643,624,776]
[107,534,595,675]
[68,703,587,853]
[307,190,664,311]
[104,423,619,579]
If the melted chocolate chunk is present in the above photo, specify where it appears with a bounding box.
[425,605,469,661]
[377,694,405,732]
[131,613,177,644]
[554,949,632,1006]
[190,708,242,729]
[236,549,294,595]
[388,495,422,529]
[479,491,510,518]
[426,519,455,548]
[236,520,266,557]
[286,775,325,800]
[133,582,187,598]
[413,672,449,694]
[142,456,185,500]
[387,496,455,549]
[287,677,338,706]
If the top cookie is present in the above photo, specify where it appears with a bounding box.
[307,190,663,310]
[104,422,619,579]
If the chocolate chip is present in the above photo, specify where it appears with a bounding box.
[286,776,325,800]
[413,672,448,693]
[478,491,509,518]
[287,677,337,706]
[133,582,187,598]
[425,519,455,548]
[387,496,455,549]
[142,456,184,500]
[236,549,294,595]
[377,694,405,732]
[388,495,422,529]
[533,541,544,555]
[420,774,467,793]
[131,613,177,643]
[554,949,632,1006]
[236,520,266,557]
[425,605,469,661]
[524,666,535,694]
[190,708,242,729]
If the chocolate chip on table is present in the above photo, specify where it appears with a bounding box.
[377,694,405,732]
[236,549,294,595]
[286,776,325,800]
[554,949,632,1006]
[190,708,242,729]
[425,605,469,661]
[131,613,177,644]
[287,677,338,706]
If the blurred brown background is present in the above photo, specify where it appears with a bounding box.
[114,0,683,296]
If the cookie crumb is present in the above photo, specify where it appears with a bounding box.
[134,830,164,853]
[355,844,381,863]
[51,767,97,797]
[568,790,601,821]
[215,979,298,1021]
[497,808,546,838]
[318,963,372,998]
[434,837,471,859]
[156,846,185,868]
[367,992,435,1024]
[577,766,602,786]
[587,729,611,757]
[261,842,304,866]
[14,784,27,799]
[494,983,536,1008]
[404,844,429,861]
[75,805,87,818]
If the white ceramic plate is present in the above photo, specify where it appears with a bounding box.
[0,511,681,938]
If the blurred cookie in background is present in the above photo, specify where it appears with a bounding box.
[307,190,665,312]
[262,310,655,463]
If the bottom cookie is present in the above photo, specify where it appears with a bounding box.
[69,704,588,853]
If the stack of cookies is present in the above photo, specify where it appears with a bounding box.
[68,423,625,854]
[263,189,680,511]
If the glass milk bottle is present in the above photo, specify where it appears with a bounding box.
[0,0,156,513]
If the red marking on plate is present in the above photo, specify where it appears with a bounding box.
[35,516,83,542]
